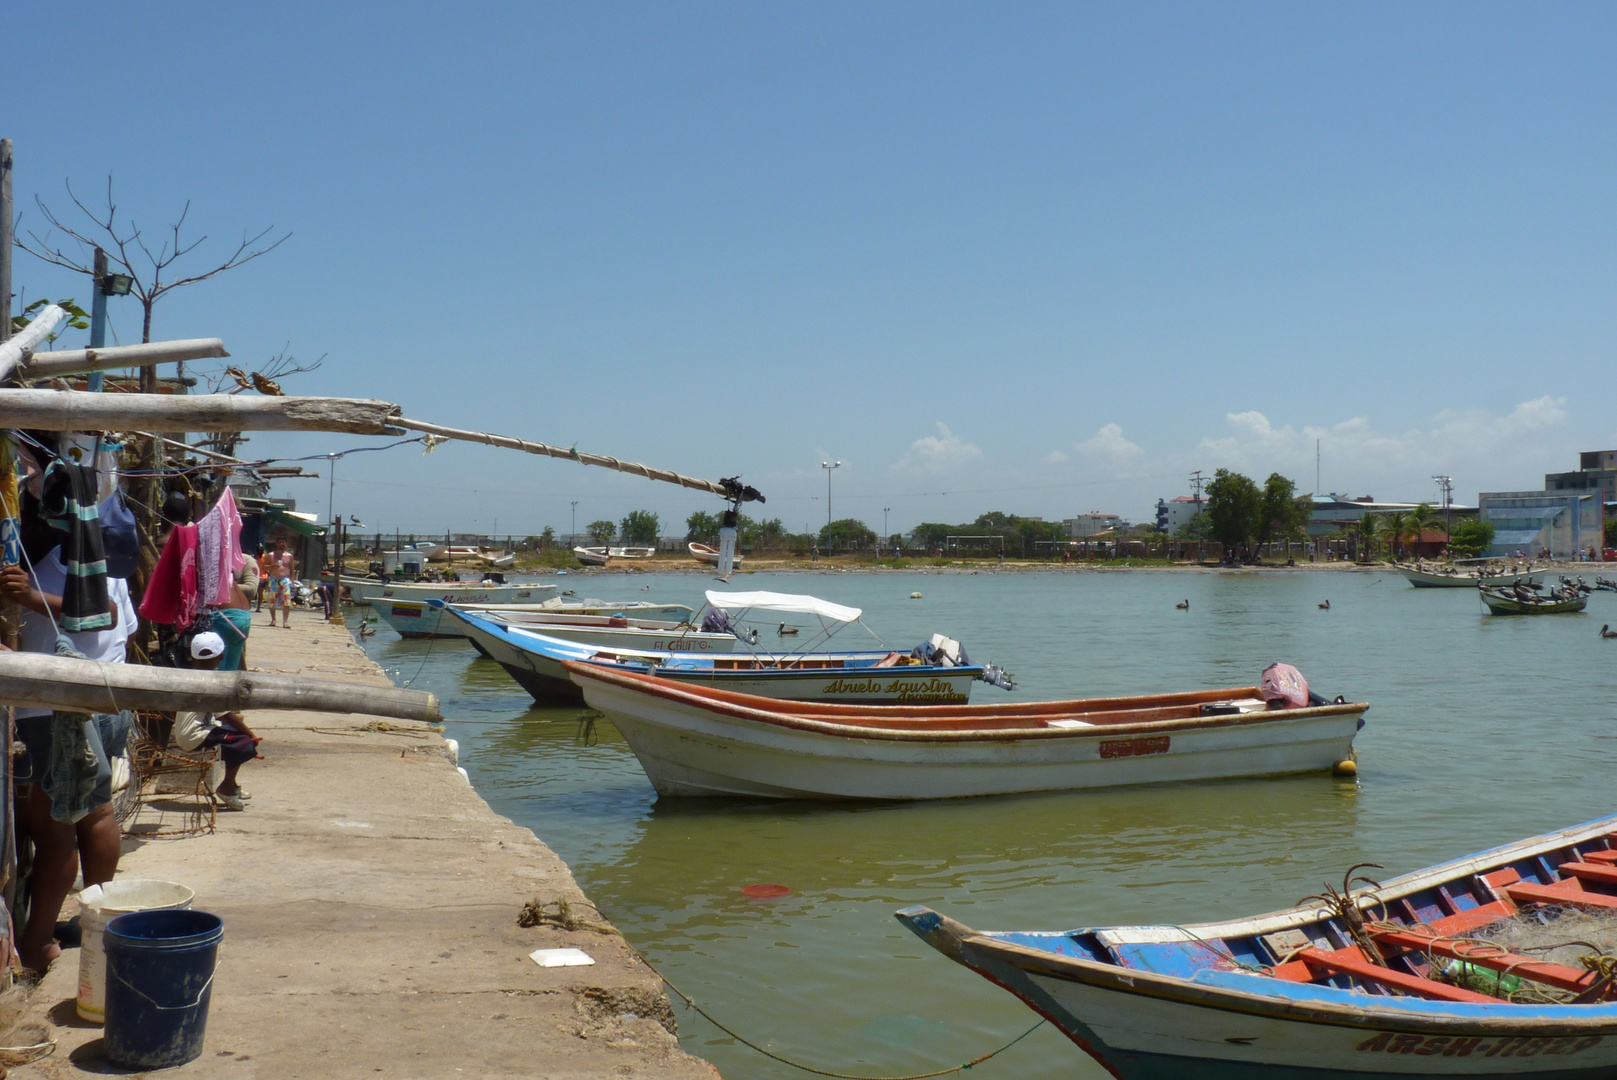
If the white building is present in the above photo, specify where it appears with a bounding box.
[1064,512,1124,538]
[1155,496,1203,534]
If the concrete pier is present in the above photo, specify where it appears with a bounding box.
[18,610,717,1079]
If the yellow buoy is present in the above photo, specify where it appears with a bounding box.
[1332,759,1358,777]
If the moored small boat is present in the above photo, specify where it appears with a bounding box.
[898,813,1617,1078]
[345,579,554,606]
[567,663,1366,799]
[690,542,743,566]
[1397,563,1547,588]
[1479,587,1589,615]
[573,546,610,567]
[367,598,696,640]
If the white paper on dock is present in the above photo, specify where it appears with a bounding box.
[530,947,595,968]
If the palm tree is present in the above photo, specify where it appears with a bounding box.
[1356,512,1378,562]
[1382,511,1409,561]
[1405,503,1435,554]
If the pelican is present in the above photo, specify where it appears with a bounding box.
[1601,625,1617,640]
[1175,599,1189,610]
[1319,600,1331,610]
[778,623,799,636]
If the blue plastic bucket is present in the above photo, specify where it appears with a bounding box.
[103,909,224,1070]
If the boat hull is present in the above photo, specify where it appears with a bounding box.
[1479,593,1588,615]
[448,610,739,702]
[1400,566,1547,589]
[368,599,693,640]
[897,813,1617,1077]
[347,580,553,606]
[572,673,1364,800]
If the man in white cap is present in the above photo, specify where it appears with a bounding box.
[174,632,261,811]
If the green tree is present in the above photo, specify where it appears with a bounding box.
[909,523,953,550]
[1255,473,1308,555]
[539,526,556,549]
[1406,503,1435,544]
[685,511,721,542]
[738,515,787,549]
[587,519,616,545]
[820,518,876,552]
[1175,515,1212,541]
[1607,519,1616,547]
[619,510,660,545]
[1381,511,1409,561]
[1356,512,1378,561]
[1447,518,1496,558]
[1205,469,1261,559]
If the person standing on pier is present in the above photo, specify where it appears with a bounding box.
[267,537,296,627]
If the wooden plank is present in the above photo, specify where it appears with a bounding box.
[0,651,440,723]
[1371,929,1598,994]
[1506,881,1617,911]
[1559,861,1617,886]
[1586,849,1617,866]
[0,389,402,434]
[18,338,229,379]
[0,304,67,384]
[1297,947,1498,1003]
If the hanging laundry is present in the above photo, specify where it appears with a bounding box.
[40,460,112,632]
[195,487,246,607]
[139,523,200,627]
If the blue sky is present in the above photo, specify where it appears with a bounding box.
[10,3,1616,538]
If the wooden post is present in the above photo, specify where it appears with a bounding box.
[0,390,403,433]
[0,305,69,385]
[0,138,12,347]
[331,520,345,625]
[0,651,442,723]
[18,338,229,380]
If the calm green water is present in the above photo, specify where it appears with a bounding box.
[354,569,1617,1079]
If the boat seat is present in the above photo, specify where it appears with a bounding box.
[1559,861,1617,887]
[1581,848,1617,866]
[1505,880,1617,912]
[1297,947,1497,1004]
[1370,927,1601,995]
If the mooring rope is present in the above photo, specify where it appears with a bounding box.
[651,962,1046,1080]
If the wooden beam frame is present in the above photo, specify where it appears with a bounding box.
[0,389,403,434]
[18,338,229,379]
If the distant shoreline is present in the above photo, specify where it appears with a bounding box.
[478,557,1606,577]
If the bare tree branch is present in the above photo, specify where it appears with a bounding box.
[15,176,290,344]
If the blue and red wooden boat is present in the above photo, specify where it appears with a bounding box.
[898,813,1617,1077]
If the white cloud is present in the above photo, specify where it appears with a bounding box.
[892,422,982,472]
[1045,449,1069,465]
[1190,396,1570,494]
[1074,423,1144,460]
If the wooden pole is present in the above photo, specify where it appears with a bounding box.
[18,338,229,380]
[0,305,69,385]
[394,416,738,499]
[0,138,12,347]
[0,651,442,723]
[0,390,403,433]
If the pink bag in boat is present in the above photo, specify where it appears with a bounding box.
[1260,663,1309,709]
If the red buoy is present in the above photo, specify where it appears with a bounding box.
[741,883,790,899]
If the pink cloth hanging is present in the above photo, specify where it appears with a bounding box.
[195,488,246,607]
[139,524,200,626]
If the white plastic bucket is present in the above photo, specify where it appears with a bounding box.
[77,879,195,1023]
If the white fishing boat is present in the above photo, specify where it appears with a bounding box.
[345,579,554,606]
[567,663,1367,800]
[421,544,483,562]
[437,604,739,701]
[689,542,742,566]
[573,546,610,566]
[367,597,695,640]
[1397,562,1546,588]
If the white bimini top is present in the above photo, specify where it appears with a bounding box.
[703,590,861,623]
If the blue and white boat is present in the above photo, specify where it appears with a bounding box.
[367,595,695,640]
[436,590,1010,706]
[898,813,1617,1077]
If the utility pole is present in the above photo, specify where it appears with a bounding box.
[821,461,841,549]
[1189,469,1206,564]
[1,138,13,348]
[570,501,578,547]
[1433,475,1453,539]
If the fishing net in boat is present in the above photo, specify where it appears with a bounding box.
[1432,905,1617,1003]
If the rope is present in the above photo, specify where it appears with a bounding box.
[393,417,735,499]
[655,961,1046,1079]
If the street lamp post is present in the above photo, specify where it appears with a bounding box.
[821,461,842,553]
[571,501,578,547]
[883,506,891,547]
